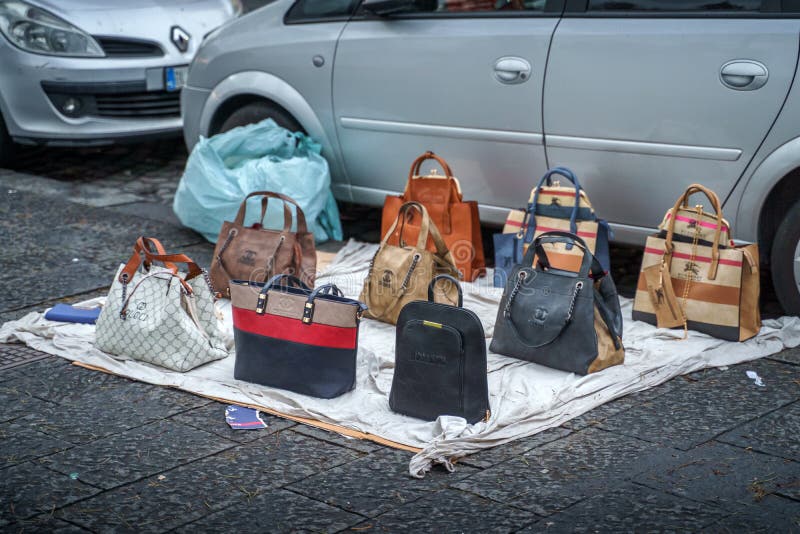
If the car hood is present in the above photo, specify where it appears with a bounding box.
[28,0,235,43]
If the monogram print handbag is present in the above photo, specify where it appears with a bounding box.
[95,237,230,372]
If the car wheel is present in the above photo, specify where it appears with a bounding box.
[218,101,304,135]
[771,199,800,315]
[0,114,14,167]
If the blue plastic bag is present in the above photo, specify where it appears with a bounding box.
[173,119,342,243]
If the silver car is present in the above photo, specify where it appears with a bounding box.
[0,0,239,162]
[182,0,800,316]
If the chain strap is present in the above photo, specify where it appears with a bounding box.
[201,268,217,301]
[401,253,421,291]
[119,274,129,319]
[566,281,584,322]
[503,270,527,318]
[263,235,286,282]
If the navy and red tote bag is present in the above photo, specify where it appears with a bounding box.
[230,274,366,398]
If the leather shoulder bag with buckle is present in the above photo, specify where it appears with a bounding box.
[210,191,316,297]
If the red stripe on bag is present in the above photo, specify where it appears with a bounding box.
[667,213,730,232]
[539,190,580,197]
[536,225,597,239]
[232,306,357,350]
[505,219,524,228]
[644,247,742,267]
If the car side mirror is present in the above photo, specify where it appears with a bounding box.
[361,0,430,16]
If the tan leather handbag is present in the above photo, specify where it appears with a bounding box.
[381,152,486,281]
[209,191,316,298]
[361,202,460,325]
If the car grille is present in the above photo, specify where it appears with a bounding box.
[94,91,181,118]
[96,37,164,58]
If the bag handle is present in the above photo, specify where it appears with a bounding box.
[255,273,311,315]
[120,237,177,283]
[522,167,583,243]
[407,151,455,183]
[302,283,357,324]
[405,151,460,233]
[523,231,604,280]
[664,183,724,280]
[146,253,205,281]
[428,274,463,308]
[259,196,293,233]
[382,201,433,252]
[233,191,308,234]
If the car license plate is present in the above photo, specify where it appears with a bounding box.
[165,66,188,92]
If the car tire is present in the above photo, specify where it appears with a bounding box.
[771,198,800,315]
[0,114,14,167]
[218,101,304,135]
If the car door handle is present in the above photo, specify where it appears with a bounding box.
[720,60,768,91]
[494,57,531,85]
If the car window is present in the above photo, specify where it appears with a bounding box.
[587,0,761,11]
[402,0,547,12]
[286,0,360,21]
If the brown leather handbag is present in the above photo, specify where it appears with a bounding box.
[381,151,486,281]
[209,191,316,297]
[362,202,460,325]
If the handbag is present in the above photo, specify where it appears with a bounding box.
[95,237,229,372]
[493,167,611,287]
[390,275,490,424]
[632,184,761,341]
[490,231,624,375]
[361,201,460,325]
[381,151,486,281]
[230,274,365,398]
[209,191,317,298]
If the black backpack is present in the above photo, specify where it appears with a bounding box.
[390,275,490,424]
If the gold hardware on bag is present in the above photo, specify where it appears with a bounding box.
[302,302,314,324]
[423,320,442,329]
[256,293,266,314]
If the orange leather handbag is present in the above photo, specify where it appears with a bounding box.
[380,151,486,281]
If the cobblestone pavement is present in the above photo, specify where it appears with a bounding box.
[1,142,798,532]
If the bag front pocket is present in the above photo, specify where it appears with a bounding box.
[391,319,465,421]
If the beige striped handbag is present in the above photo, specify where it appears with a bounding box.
[632,184,761,341]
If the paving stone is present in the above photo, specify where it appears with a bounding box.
[0,417,73,469]
[767,346,800,366]
[0,380,57,424]
[451,427,664,516]
[30,381,210,444]
[717,401,800,462]
[563,368,715,431]
[0,462,100,523]
[175,488,363,534]
[599,359,800,450]
[287,448,479,518]
[460,427,571,469]
[170,401,295,444]
[11,361,133,406]
[58,430,361,533]
[703,499,800,533]
[360,488,537,533]
[41,420,235,490]
[8,516,91,533]
[0,189,200,312]
[518,482,728,533]
[635,440,800,515]
[291,423,385,454]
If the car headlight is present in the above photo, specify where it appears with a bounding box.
[0,0,103,57]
